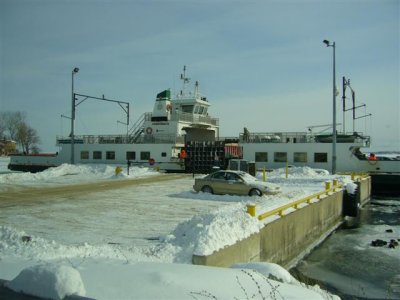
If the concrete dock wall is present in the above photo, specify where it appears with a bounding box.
[193,178,371,268]
[357,176,371,206]
[259,191,342,267]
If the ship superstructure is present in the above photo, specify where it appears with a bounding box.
[8,67,221,172]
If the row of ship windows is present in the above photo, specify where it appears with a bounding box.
[80,151,167,160]
[79,150,327,163]
[255,152,328,163]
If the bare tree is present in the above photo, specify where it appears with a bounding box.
[16,122,40,154]
[1,111,26,140]
[0,111,40,153]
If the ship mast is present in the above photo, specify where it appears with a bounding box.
[180,65,190,97]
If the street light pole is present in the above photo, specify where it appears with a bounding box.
[71,67,79,164]
[323,40,337,174]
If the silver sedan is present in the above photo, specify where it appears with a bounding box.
[193,170,281,196]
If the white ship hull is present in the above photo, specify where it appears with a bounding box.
[239,131,399,174]
[241,142,399,174]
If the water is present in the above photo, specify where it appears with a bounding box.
[293,196,400,300]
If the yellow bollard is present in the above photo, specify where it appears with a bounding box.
[325,181,332,191]
[115,166,123,176]
[247,204,256,217]
[333,179,338,191]
[263,167,266,182]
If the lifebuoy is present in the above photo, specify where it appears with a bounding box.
[149,158,155,166]
[146,127,152,134]
[166,104,172,111]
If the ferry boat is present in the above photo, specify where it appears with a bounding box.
[8,67,400,176]
[8,67,222,173]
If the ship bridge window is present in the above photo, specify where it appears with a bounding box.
[193,105,207,115]
[198,106,207,115]
[182,105,194,113]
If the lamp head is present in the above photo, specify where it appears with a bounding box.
[73,67,79,73]
[323,40,330,47]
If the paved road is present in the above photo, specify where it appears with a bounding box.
[0,174,187,203]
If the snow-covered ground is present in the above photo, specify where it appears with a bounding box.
[1,156,353,299]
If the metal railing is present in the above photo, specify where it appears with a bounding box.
[240,132,311,143]
[141,112,219,126]
[57,134,185,145]
[172,112,219,126]
[247,180,343,220]
[239,132,369,144]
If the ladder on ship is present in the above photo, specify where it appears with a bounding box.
[128,113,145,143]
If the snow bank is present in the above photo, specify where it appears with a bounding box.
[266,166,330,178]
[0,226,154,263]
[6,263,86,300]
[232,262,341,300]
[232,262,300,285]
[78,261,337,300]
[160,203,263,261]
[0,162,158,190]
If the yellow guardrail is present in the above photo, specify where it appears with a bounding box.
[247,180,343,221]
[336,172,368,182]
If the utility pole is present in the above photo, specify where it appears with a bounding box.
[71,67,79,164]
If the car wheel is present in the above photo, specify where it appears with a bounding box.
[249,188,262,197]
[201,186,213,194]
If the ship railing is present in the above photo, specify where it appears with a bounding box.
[173,112,219,126]
[239,132,312,143]
[57,135,129,145]
[134,134,185,144]
[56,134,184,145]
[239,132,369,144]
[128,113,146,138]
[139,112,218,126]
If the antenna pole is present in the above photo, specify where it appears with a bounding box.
[180,65,190,96]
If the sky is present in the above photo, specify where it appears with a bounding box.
[1,0,399,152]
